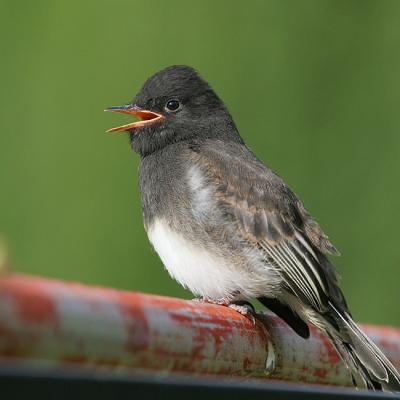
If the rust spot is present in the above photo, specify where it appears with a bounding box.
[243,356,252,370]
[0,325,38,357]
[162,299,268,371]
[313,367,328,379]
[312,327,340,364]
[94,358,122,367]
[113,291,149,354]
[61,354,88,364]
[2,277,56,325]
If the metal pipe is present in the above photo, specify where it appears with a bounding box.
[0,274,399,387]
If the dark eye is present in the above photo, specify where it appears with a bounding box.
[165,99,180,112]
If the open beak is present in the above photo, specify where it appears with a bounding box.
[105,104,163,133]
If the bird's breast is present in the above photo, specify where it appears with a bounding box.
[140,146,280,300]
[147,219,236,299]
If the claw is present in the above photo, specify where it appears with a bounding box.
[228,304,257,325]
[191,297,257,325]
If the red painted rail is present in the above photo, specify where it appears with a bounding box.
[0,274,399,387]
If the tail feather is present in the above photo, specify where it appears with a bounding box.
[327,332,375,389]
[329,302,400,392]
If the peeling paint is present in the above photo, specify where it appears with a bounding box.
[0,274,399,388]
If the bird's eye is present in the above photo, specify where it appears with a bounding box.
[165,99,180,112]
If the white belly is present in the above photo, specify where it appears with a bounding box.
[147,219,275,300]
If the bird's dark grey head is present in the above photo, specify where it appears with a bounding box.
[106,65,241,157]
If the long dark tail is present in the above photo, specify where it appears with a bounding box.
[327,302,400,391]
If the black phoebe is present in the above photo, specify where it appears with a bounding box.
[106,65,400,391]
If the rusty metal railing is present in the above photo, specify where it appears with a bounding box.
[0,274,399,390]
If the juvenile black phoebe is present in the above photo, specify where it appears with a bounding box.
[106,65,400,391]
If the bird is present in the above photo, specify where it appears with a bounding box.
[106,65,400,391]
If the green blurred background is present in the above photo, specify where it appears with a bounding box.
[0,0,399,325]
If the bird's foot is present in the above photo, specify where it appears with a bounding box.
[192,296,231,306]
[192,297,257,325]
[229,301,257,325]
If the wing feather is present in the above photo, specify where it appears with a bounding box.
[188,140,345,313]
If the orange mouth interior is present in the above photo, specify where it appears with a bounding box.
[105,106,163,132]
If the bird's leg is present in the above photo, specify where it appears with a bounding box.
[229,301,257,325]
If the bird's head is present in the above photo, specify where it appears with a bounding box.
[106,65,239,156]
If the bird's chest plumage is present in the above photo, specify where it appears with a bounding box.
[139,147,274,300]
[139,148,231,298]
[147,219,238,298]
[139,146,189,227]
